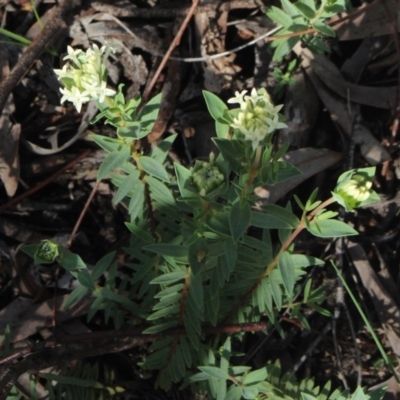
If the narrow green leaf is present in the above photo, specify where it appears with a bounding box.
[144,243,188,262]
[279,251,295,295]
[251,211,295,229]
[147,304,178,320]
[65,285,89,309]
[140,156,170,182]
[312,20,336,37]
[188,238,208,276]
[262,204,300,227]
[225,237,237,273]
[229,201,251,242]
[97,146,131,180]
[290,254,324,267]
[307,219,358,238]
[150,271,186,285]
[128,180,145,220]
[142,320,178,334]
[77,270,96,291]
[113,169,140,204]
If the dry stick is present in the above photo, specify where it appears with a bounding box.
[67,180,101,249]
[0,150,91,215]
[142,0,200,103]
[0,0,73,115]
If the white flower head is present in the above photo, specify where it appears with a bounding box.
[55,42,115,112]
[227,88,286,150]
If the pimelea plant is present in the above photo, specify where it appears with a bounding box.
[22,43,382,399]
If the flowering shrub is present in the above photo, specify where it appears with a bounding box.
[19,43,382,400]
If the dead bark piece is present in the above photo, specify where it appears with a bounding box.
[0,54,20,197]
[302,50,397,110]
[0,294,92,344]
[298,47,390,165]
[347,241,400,365]
[255,147,342,204]
[332,0,400,41]
[194,10,241,92]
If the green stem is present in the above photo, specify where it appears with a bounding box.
[331,261,400,384]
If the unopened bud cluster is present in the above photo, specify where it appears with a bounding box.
[191,160,224,197]
[227,88,287,150]
[333,168,375,211]
[54,44,116,112]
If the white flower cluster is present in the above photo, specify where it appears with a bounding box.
[227,88,287,150]
[54,44,116,112]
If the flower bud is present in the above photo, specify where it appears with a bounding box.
[332,167,376,211]
[191,156,225,197]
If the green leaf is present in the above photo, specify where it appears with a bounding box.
[138,92,162,137]
[216,120,230,139]
[188,238,208,276]
[147,304,178,320]
[312,20,336,37]
[225,237,237,274]
[206,210,231,236]
[242,386,259,399]
[89,134,122,153]
[125,221,154,243]
[198,366,230,381]
[281,0,301,17]
[92,253,116,281]
[128,180,145,220]
[77,269,96,291]
[140,156,170,182]
[97,146,131,180]
[142,320,178,334]
[267,6,293,27]
[279,251,295,295]
[307,219,358,238]
[113,169,140,204]
[294,2,316,19]
[243,368,268,385]
[146,176,177,212]
[144,244,188,262]
[149,134,177,164]
[64,285,89,309]
[273,37,299,61]
[251,211,295,229]
[174,163,193,198]
[202,91,229,123]
[150,271,186,285]
[58,251,87,272]
[290,254,324,267]
[213,138,244,172]
[262,204,300,227]
[229,202,251,242]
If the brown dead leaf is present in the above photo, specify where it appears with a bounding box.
[302,49,397,110]
[298,47,391,165]
[0,294,92,344]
